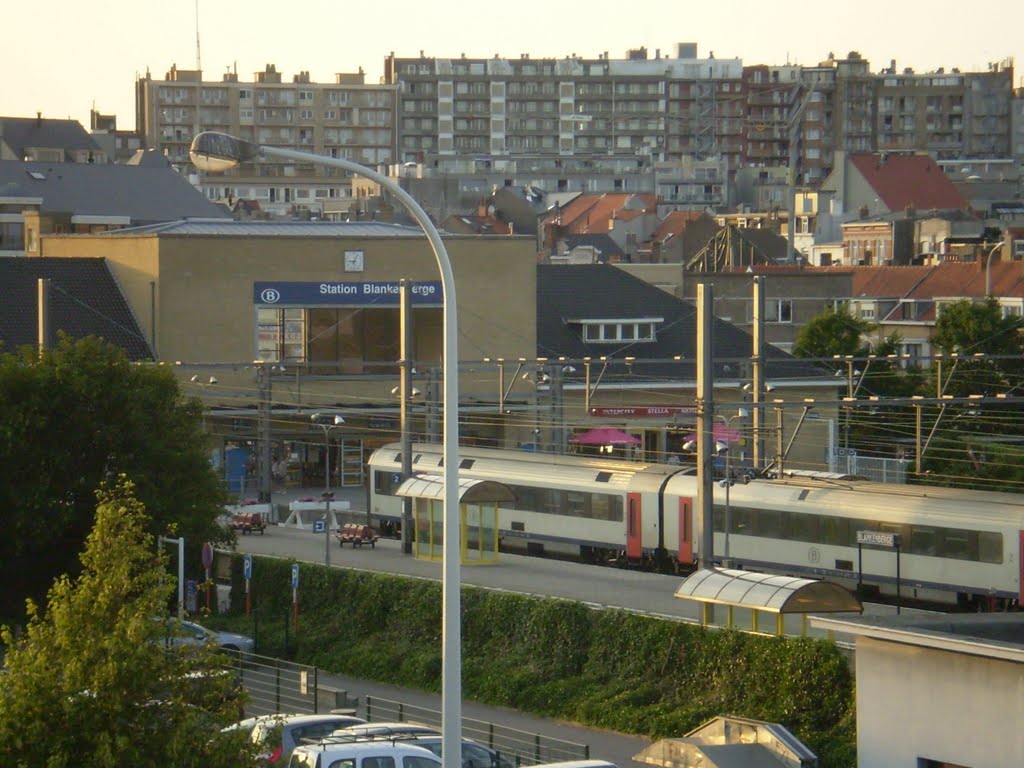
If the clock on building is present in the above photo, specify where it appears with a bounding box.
[344,250,364,272]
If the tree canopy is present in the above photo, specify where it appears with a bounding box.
[792,306,873,366]
[0,335,228,616]
[0,478,257,767]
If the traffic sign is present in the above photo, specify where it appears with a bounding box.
[201,542,214,570]
[243,554,253,580]
[291,563,300,590]
[314,519,326,534]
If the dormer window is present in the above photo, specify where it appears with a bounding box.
[572,317,662,343]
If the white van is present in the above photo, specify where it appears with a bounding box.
[287,740,442,768]
[530,761,618,768]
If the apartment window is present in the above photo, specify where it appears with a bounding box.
[239,89,252,99]
[299,90,314,101]
[578,319,661,343]
[766,300,793,323]
[300,110,314,120]
[324,110,336,120]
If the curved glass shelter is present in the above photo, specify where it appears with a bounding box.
[675,567,863,636]
[397,475,515,564]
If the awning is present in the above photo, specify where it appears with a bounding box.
[675,568,863,614]
[395,474,516,503]
[569,427,641,445]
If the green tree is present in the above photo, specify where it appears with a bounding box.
[0,478,257,768]
[0,335,229,616]
[792,306,873,366]
[931,297,1024,397]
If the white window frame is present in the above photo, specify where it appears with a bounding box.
[574,317,662,343]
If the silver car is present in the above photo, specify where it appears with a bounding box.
[166,618,256,654]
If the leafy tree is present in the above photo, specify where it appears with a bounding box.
[930,297,1024,397]
[792,306,873,367]
[0,335,229,617]
[0,478,257,768]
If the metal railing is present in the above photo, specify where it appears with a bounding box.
[228,651,321,717]
[364,696,590,766]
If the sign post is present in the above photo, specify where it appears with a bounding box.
[856,530,903,614]
[201,542,214,612]
[291,563,300,634]
[243,554,253,617]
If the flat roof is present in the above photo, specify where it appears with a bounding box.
[396,474,516,503]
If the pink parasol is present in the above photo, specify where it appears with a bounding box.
[569,427,642,446]
[682,423,743,445]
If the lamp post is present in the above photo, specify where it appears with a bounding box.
[321,491,334,567]
[985,241,1003,297]
[716,408,748,567]
[310,413,345,497]
[189,131,462,768]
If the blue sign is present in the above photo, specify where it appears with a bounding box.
[186,579,198,613]
[254,281,443,306]
[291,563,300,590]
[313,519,326,533]
[243,554,253,580]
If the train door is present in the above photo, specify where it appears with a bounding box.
[677,496,694,566]
[626,493,642,559]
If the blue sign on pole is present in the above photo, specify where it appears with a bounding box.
[291,563,300,590]
[313,519,326,534]
[243,554,253,580]
[186,579,198,613]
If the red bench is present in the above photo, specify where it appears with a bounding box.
[336,522,380,548]
[231,512,267,535]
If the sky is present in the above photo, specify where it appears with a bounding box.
[5,0,1023,133]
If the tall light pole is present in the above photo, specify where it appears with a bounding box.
[310,413,345,497]
[985,241,1003,297]
[189,132,462,768]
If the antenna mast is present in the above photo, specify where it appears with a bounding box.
[195,0,202,72]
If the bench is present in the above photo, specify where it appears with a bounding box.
[336,522,380,548]
[231,512,267,535]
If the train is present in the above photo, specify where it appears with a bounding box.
[366,442,1024,609]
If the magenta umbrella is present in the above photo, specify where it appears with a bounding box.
[682,423,743,445]
[569,427,642,446]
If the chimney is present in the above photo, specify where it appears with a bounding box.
[36,111,42,127]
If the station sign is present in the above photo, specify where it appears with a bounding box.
[254,281,443,306]
[856,530,901,548]
[589,406,697,419]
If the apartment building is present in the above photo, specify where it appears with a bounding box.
[136,64,398,216]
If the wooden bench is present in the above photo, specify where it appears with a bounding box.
[231,512,267,535]
[336,522,380,548]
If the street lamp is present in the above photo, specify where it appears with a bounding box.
[716,408,748,567]
[985,241,1003,297]
[310,413,345,496]
[190,131,462,768]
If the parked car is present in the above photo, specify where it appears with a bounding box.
[403,735,516,768]
[288,739,442,768]
[165,618,256,655]
[251,713,368,764]
[332,722,440,739]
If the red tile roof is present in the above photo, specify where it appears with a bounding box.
[849,154,968,212]
[850,265,934,298]
[652,210,705,242]
[552,193,657,234]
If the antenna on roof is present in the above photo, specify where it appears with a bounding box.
[195,0,202,73]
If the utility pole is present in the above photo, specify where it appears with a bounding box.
[400,280,414,554]
[37,278,51,358]
[255,362,272,503]
[697,283,715,570]
[550,363,566,455]
[425,367,442,442]
[751,276,765,471]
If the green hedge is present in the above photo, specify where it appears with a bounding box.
[214,556,855,768]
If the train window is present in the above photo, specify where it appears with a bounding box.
[393,453,402,462]
[373,470,402,496]
[732,506,752,534]
[978,531,1002,564]
[755,509,782,538]
[787,511,819,542]
[460,459,476,469]
[819,516,849,547]
[566,491,587,517]
[595,472,612,483]
[941,529,970,560]
[910,526,938,556]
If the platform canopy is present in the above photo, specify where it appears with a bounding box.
[675,568,862,614]
[395,474,516,504]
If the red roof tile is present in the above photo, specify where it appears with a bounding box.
[653,210,704,242]
[553,193,656,234]
[849,154,968,212]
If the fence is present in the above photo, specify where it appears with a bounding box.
[833,453,908,484]
[363,696,590,766]
[228,651,322,716]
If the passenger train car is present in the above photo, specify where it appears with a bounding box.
[367,442,1024,608]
